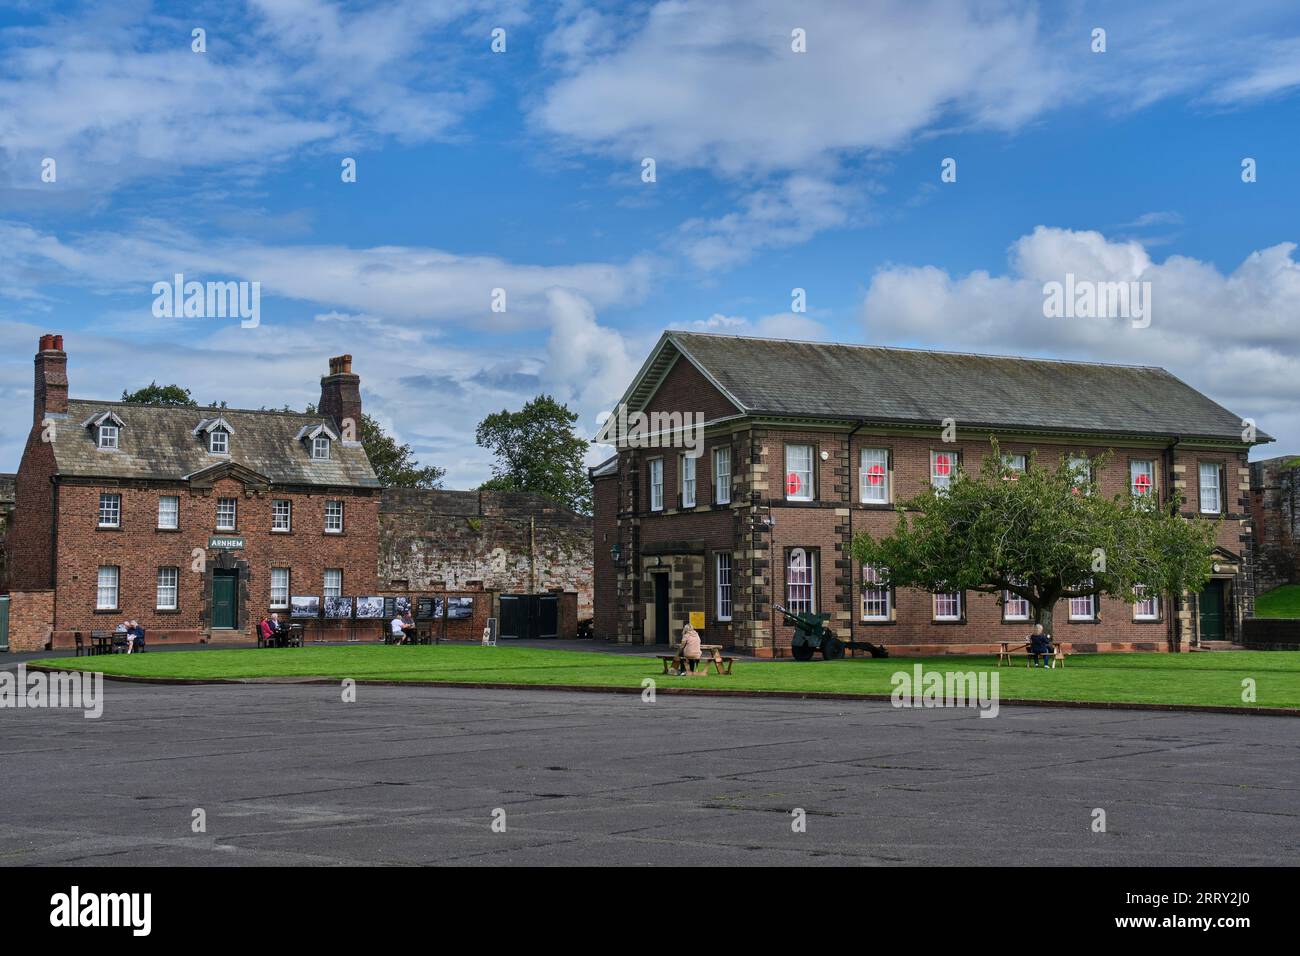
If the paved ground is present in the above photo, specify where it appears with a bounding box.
[1,678,1296,866]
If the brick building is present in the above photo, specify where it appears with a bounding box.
[6,334,381,651]
[591,332,1269,656]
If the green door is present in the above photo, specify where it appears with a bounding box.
[1199,580,1225,641]
[212,574,238,629]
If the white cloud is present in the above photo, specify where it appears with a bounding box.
[687,311,829,341]
[861,226,1300,452]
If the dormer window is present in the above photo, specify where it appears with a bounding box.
[193,417,235,455]
[312,435,331,460]
[296,422,340,460]
[98,424,119,449]
[82,410,125,451]
[209,429,229,454]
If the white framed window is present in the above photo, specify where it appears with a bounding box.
[713,446,731,505]
[786,548,815,614]
[1134,585,1160,621]
[1068,455,1091,494]
[156,567,178,610]
[209,429,229,454]
[1002,453,1027,478]
[272,499,292,532]
[715,553,733,621]
[930,450,957,492]
[98,493,121,528]
[324,569,342,598]
[860,448,889,503]
[324,500,344,533]
[681,455,696,508]
[270,568,290,609]
[1069,582,1097,621]
[861,565,891,621]
[216,497,237,531]
[1130,459,1155,498]
[157,495,179,529]
[785,444,814,501]
[96,565,119,610]
[933,591,962,621]
[312,435,331,460]
[649,458,664,512]
[97,424,119,449]
[1199,462,1222,514]
[1003,589,1030,621]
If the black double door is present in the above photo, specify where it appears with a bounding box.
[500,594,559,640]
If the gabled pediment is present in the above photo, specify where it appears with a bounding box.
[80,410,125,429]
[193,416,235,436]
[183,460,271,490]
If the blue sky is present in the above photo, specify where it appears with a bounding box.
[2,0,1299,485]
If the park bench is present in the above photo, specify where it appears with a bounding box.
[997,640,1069,668]
[658,644,735,676]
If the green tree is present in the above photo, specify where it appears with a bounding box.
[851,440,1218,635]
[121,382,198,406]
[476,395,591,514]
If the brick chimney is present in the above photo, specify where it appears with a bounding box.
[34,333,68,426]
[318,353,361,439]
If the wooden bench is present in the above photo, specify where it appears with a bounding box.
[997,640,1069,668]
[658,646,735,676]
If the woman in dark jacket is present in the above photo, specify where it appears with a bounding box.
[1028,624,1053,668]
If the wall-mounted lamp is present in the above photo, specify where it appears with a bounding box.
[610,543,622,564]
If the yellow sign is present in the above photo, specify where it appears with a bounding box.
[689,611,705,629]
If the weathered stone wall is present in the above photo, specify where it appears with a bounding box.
[378,489,593,620]
[0,473,15,591]
[1251,456,1300,595]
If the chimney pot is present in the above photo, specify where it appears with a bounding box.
[53,334,63,351]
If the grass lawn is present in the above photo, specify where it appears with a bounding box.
[1254,584,1300,619]
[36,645,1300,710]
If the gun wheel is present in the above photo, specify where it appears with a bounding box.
[791,641,816,661]
[822,637,845,661]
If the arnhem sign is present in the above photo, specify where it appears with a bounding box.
[208,535,246,550]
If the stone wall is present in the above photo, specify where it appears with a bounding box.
[378,489,592,621]
[1250,456,1300,595]
[7,589,54,652]
[0,472,15,591]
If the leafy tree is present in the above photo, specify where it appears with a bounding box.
[121,382,197,406]
[851,440,1218,634]
[476,395,592,514]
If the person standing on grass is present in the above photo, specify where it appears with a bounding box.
[678,623,702,676]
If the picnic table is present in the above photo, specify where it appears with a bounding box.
[658,644,734,676]
[997,639,1068,668]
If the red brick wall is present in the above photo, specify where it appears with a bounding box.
[8,428,58,591]
[592,473,619,640]
[50,476,379,644]
[6,589,54,652]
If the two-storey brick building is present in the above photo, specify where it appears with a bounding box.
[7,334,381,649]
[591,332,1269,656]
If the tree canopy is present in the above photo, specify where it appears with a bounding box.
[121,382,198,406]
[476,395,592,514]
[851,440,1218,633]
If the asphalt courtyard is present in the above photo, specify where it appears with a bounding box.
[2,672,1297,866]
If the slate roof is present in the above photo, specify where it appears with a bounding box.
[645,332,1270,444]
[53,399,380,488]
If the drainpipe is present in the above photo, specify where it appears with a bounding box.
[846,419,868,653]
[1164,436,1183,650]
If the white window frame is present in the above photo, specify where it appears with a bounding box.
[1002,453,1027,478]
[649,458,664,512]
[216,497,237,531]
[713,446,731,505]
[324,500,344,533]
[96,565,119,610]
[272,499,292,532]
[156,567,178,611]
[1134,585,1160,621]
[157,495,179,530]
[209,429,229,454]
[930,450,956,492]
[715,553,733,622]
[1199,462,1222,514]
[324,569,342,599]
[1130,459,1155,498]
[1003,589,1030,621]
[860,448,889,503]
[861,565,891,622]
[786,548,815,614]
[97,424,119,449]
[1068,455,1091,494]
[270,568,290,609]
[1069,582,1097,621]
[98,493,121,528]
[933,591,962,621]
[681,455,696,509]
[785,444,814,502]
[312,435,331,460]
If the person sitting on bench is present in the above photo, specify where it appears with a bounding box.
[1028,624,1053,668]
[390,614,408,644]
[677,624,702,676]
